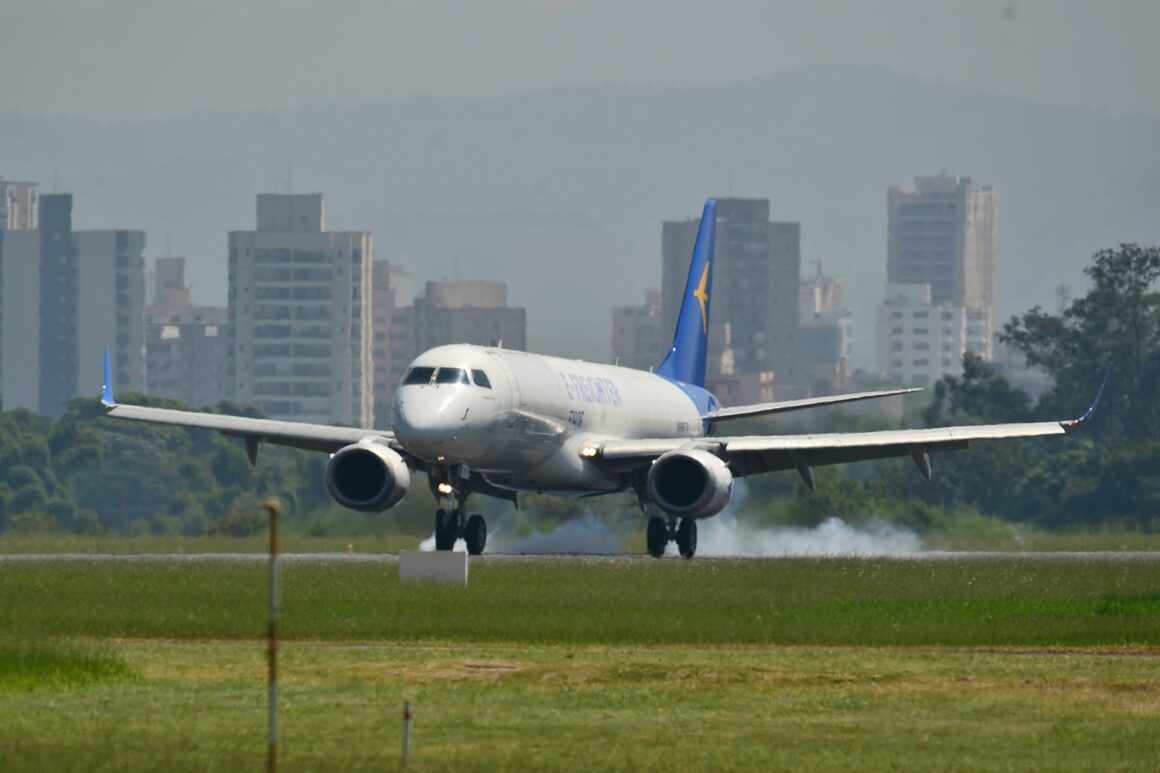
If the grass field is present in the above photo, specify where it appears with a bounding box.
[0,533,423,555]
[7,527,1160,555]
[1,556,1159,770]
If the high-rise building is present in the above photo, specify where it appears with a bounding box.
[229,194,373,427]
[876,283,992,387]
[153,256,194,314]
[611,288,665,371]
[37,194,77,415]
[387,281,526,404]
[0,189,146,413]
[371,260,395,427]
[887,174,998,316]
[0,228,41,411]
[881,174,998,384]
[0,181,41,408]
[0,191,145,415]
[662,198,801,386]
[72,229,146,410]
[0,179,38,230]
[799,264,853,394]
[145,257,228,407]
[5,196,146,414]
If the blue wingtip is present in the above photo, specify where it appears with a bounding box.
[1062,365,1109,429]
[100,346,116,407]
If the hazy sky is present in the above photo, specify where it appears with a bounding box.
[2,0,1158,118]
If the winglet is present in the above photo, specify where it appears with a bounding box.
[100,346,116,408]
[1061,366,1109,430]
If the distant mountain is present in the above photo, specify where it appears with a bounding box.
[3,65,1157,365]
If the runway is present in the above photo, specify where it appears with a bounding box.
[2,550,1160,563]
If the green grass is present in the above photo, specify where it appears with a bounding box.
[0,641,1158,771]
[8,524,1160,555]
[2,558,1160,646]
[3,557,1160,770]
[0,641,136,692]
[0,533,423,555]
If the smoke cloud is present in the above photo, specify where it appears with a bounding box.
[418,533,463,552]
[686,513,923,557]
[418,513,923,556]
[415,483,923,556]
[417,514,623,554]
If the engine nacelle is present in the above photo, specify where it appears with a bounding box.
[326,441,411,512]
[646,448,733,519]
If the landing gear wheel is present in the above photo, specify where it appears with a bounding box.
[676,518,697,559]
[646,516,668,558]
[434,509,457,551]
[464,514,487,556]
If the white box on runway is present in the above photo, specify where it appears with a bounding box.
[399,550,468,586]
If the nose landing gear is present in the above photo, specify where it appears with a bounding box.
[434,508,458,551]
[430,468,488,556]
[645,515,697,559]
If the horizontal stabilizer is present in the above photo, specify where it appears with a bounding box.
[703,387,923,423]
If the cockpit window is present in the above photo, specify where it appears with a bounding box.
[435,367,470,385]
[471,369,492,389]
[402,366,435,385]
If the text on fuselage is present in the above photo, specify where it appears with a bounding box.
[559,372,623,406]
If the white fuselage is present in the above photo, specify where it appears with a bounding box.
[391,344,705,493]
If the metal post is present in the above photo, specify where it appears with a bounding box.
[402,701,413,767]
[264,498,283,773]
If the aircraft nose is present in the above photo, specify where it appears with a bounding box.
[393,389,455,436]
[392,387,493,464]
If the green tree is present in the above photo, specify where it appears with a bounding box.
[1003,243,1160,440]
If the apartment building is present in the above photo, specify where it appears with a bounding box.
[229,194,373,426]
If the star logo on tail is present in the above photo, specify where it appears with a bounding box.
[692,264,710,332]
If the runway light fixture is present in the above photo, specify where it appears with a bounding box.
[436,482,454,495]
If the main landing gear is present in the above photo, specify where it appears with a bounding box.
[431,467,487,556]
[434,507,488,555]
[646,515,697,560]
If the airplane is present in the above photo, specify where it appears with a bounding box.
[102,199,1100,559]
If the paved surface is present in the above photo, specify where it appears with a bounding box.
[2,551,1159,563]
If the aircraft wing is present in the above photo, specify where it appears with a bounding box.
[105,402,393,455]
[599,371,1105,481]
[703,387,923,423]
[591,420,1067,477]
[100,348,395,461]
[588,372,1106,482]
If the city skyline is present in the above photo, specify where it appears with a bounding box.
[0,158,1133,416]
[2,67,1154,367]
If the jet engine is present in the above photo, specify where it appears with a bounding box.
[325,442,411,511]
[646,448,733,519]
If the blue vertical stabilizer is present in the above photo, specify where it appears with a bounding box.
[656,199,717,388]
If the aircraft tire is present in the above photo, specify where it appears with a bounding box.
[464,514,487,556]
[434,509,457,551]
[676,518,697,559]
[646,516,667,558]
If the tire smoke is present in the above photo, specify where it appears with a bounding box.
[416,481,925,556]
[689,513,923,557]
[486,514,625,554]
